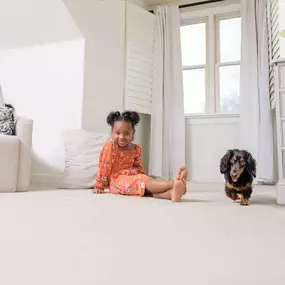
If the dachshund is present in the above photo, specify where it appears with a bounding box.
[220,149,256,206]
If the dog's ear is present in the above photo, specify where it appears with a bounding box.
[220,150,233,174]
[246,152,256,178]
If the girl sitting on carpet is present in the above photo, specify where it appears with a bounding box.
[93,111,188,202]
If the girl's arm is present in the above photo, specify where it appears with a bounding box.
[94,139,114,193]
[134,145,146,174]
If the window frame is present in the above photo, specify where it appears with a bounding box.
[180,2,241,120]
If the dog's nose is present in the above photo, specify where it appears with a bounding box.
[232,170,238,177]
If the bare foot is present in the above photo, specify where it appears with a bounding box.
[178,166,188,185]
[175,166,183,180]
[171,179,186,203]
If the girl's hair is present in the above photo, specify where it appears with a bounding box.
[107,111,140,129]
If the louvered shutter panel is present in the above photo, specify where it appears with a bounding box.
[124,2,155,114]
[268,0,280,105]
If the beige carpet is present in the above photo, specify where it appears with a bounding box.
[0,186,284,285]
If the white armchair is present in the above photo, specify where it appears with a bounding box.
[0,117,33,192]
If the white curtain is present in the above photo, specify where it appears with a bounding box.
[240,0,275,183]
[148,5,185,180]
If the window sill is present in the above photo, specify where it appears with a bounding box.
[185,113,240,125]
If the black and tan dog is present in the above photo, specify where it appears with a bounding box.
[220,149,256,206]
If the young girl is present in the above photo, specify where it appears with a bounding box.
[93,111,188,202]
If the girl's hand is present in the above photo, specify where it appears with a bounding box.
[93,188,105,194]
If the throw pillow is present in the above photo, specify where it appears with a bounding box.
[60,129,110,189]
[0,104,15,135]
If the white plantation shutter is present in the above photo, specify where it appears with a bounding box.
[267,0,280,105]
[124,2,155,114]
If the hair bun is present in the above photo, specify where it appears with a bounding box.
[107,111,121,126]
[122,111,140,126]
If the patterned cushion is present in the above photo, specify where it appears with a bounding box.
[0,104,15,135]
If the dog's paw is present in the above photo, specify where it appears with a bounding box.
[230,192,239,201]
[240,197,249,206]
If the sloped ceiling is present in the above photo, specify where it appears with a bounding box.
[0,0,83,50]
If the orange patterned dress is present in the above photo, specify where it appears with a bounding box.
[94,138,151,197]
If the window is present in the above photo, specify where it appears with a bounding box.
[217,16,241,113]
[180,7,241,115]
[181,22,206,114]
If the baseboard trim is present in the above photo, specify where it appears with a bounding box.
[277,181,285,205]
[187,181,276,192]
[187,181,224,192]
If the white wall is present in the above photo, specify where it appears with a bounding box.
[0,0,83,50]
[0,0,86,180]
[0,40,85,175]
[63,0,125,133]
[186,118,239,182]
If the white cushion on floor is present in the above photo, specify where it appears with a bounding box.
[60,129,109,189]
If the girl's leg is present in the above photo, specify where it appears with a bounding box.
[145,169,188,202]
[145,179,174,194]
[146,179,186,202]
[145,165,188,194]
[152,189,172,200]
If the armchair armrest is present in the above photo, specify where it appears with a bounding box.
[0,135,19,192]
[16,117,33,191]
